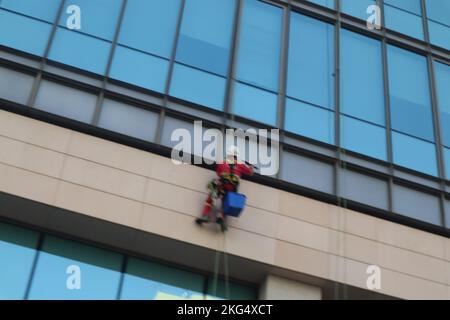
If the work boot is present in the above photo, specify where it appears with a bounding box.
[195,216,210,225]
[216,217,228,232]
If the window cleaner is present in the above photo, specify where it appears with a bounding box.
[195,145,255,232]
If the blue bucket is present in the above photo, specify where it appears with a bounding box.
[223,192,247,217]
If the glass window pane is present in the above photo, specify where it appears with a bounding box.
[340,170,388,210]
[341,0,376,21]
[58,0,121,41]
[232,82,278,126]
[288,13,334,110]
[98,99,158,142]
[34,80,97,123]
[392,131,437,176]
[0,223,39,300]
[236,0,282,91]
[0,10,52,56]
[176,0,235,76]
[341,116,387,160]
[428,20,450,51]
[120,258,204,300]
[0,0,60,22]
[207,278,257,300]
[426,0,450,50]
[393,184,441,226]
[162,116,193,147]
[28,236,123,300]
[285,98,334,145]
[48,28,112,75]
[444,147,450,180]
[385,0,422,15]
[425,0,450,25]
[109,45,168,93]
[112,0,178,90]
[445,198,450,229]
[161,116,212,162]
[170,63,226,111]
[434,62,450,147]
[387,45,434,141]
[170,0,235,110]
[118,0,180,57]
[281,151,334,194]
[340,29,384,125]
[384,3,424,40]
[48,0,122,75]
[0,66,34,104]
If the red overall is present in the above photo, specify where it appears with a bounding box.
[200,161,253,222]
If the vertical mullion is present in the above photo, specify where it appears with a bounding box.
[380,0,394,213]
[333,0,341,301]
[154,0,186,145]
[27,0,66,108]
[223,0,243,125]
[334,0,341,201]
[92,0,128,126]
[422,0,447,227]
[116,255,128,300]
[23,233,44,300]
[275,4,291,180]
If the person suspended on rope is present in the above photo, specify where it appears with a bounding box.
[195,145,255,232]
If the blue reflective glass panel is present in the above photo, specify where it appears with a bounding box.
[288,13,335,110]
[0,0,60,22]
[118,0,180,57]
[170,63,226,111]
[28,236,123,300]
[341,0,376,21]
[232,82,278,126]
[285,98,334,144]
[425,0,449,50]
[0,10,52,56]
[120,258,205,300]
[0,223,39,300]
[392,131,437,176]
[340,28,384,125]
[445,147,450,180]
[425,0,450,25]
[434,62,450,147]
[110,45,168,93]
[170,0,235,110]
[384,3,424,40]
[111,0,179,92]
[176,0,235,75]
[236,0,282,91]
[341,116,387,160]
[48,28,111,74]
[428,20,450,51]
[384,0,422,15]
[387,45,434,141]
[58,0,122,40]
[48,0,122,75]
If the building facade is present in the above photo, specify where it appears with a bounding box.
[0,0,449,299]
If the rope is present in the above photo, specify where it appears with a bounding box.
[211,220,230,300]
[211,241,221,298]
[223,231,230,300]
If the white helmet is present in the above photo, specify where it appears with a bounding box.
[226,145,240,158]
